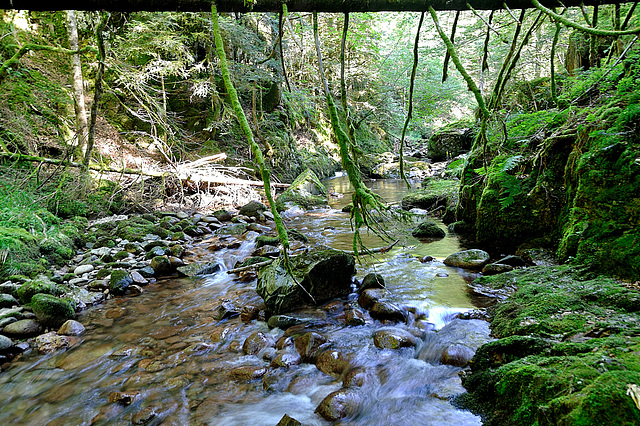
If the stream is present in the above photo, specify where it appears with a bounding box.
[0,176,486,425]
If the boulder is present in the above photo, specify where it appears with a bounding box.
[482,263,515,275]
[176,262,220,277]
[373,328,418,349]
[443,249,491,269]
[276,168,328,211]
[16,277,62,304]
[315,349,351,376]
[0,334,14,352]
[31,293,76,328]
[239,201,268,219]
[3,319,43,337]
[257,247,355,314]
[150,256,173,276]
[369,301,407,323]
[411,221,446,239]
[58,319,85,336]
[359,273,385,292]
[0,293,18,308]
[315,388,363,422]
[427,123,476,161]
[242,331,275,355]
[418,319,492,366]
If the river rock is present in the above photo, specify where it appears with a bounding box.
[130,270,148,285]
[74,264,95,275]
[150,256,172,276]
[411,221,446,239]
[276,168,328,211]
[0,293,18,308]
[315,388,363,422]
[212,301,239,320]
[16,277,62,304]
[3,319,43,337]
[34,331,69,353]
[358,288,385,309]
[267,314,306,329]
[31,294,76,328]
[131,406,158,425]
[427,125,475,161]
[359,273,385,292]
[343,367,372,388]
[369,301,407,323]
[176,262,220,277]
[443,249,491,269]
[0,334,14,351]
[373,327,418,349]
[316,349,351,376]
[276,414,301,426]
[239,201,268,219]
[344,308,366,326]
[257,247,355,314]
[418,319,492,366]
[230,365,269,381]
[58,319,85,336]
[109,270,133,295]
[294,331,328,362]
[271,351,302,369]
[243,331,275,355]
[482,263,515,275]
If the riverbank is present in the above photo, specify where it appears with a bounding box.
[460,265,640,425]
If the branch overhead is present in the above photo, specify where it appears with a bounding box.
[0,0,633,13]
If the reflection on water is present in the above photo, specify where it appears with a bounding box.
[0,176,483,425]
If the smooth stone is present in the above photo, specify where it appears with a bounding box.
[176,262,220,277]
[359,273,385,292]
[294,332,328,362]
[3,319,44,337]
[57,319,85,336]
[212,301,239,321]
[345,308,366,326]
[358,288,385,310]
[74,264,95,276]
[270,352,302,368]
[482,263,515,275]
[267,314,306,330]
[315,388,363,422]
[68,277,89,286]
[138,266,156,278]
[229,365,268,381]
[276,414,302,426]
[368,301,407,323]
[242,331,275,355]
[315,349,350,376]
[373,327,418,349]
[130,270,148,285]
[0,316,17,328]
[440,343,476,367]
[0,293,19,308]
[443,249,491,269]
[0,334,14,351]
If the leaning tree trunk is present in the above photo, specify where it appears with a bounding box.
[66,10,89,160]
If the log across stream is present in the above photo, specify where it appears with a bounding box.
[0,176,490,425]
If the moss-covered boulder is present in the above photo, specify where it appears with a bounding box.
[257,247,355,313]
[401,179,459,215]
[17,277,63,304]
[276,168,328,211]
[411,221,446,239]
[31,293,75,328]
[427,120,476,161]
[239,201,268,219]
[256,235,281,248]
[443,249,490,269]
[109,270,133,295]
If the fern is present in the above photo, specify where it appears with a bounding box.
[494,155,525,209]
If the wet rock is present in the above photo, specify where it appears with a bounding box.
[369,301,407,323]
[130,270,148,285]
[109,270,133,295]
[357,288,385,310]
[150,256,172,276]
[213,209,233,222]
[176,262,221,277]
[343,367,371,388]
[0,293,18,308]
[482,263,515,275]
[267,314,306,330]
[31,294,75,328]
[168,256,185,268]
[411,221,446,239]
[34,331,69,353]
[271,351,302,368]
[57,319,85,336]
[359,273,385,292]
[440,343,476,367]
[373,328,418,349]
[131,406,158,425]
[257,247,355,314]
[495,254,527,267]
[108,391,138,405]
[255,235,281,248]
[315,388,363,422]
[443,249,491,269]
[3,319,44,337]
[138,266,155,278]
[230,365,269,381]
[344,308,366,326]
[243,331,276,355]
[276,414,302,426]
[240,302,266,322]
[294,332,328,362]
[0,334,14,352]
[212,301,240,321]
[17,277,62,304]
[129,285,144,295]
[316,349,350,376]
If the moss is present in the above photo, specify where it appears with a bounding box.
[411,221,446,239]
[401,179,459,212]
[96,268,111,279]
[17,278,62,304]
[255,235,281,248]
[275,168,328,211]
[31,293,75,328]
[109,269,132,295]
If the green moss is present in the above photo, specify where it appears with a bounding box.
[31,293,75,328]
[255,235,281,248]
[109,269,132,295]
[17,278,62,304]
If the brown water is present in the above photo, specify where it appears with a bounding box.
[0,176,482,425]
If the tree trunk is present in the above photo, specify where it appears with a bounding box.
[66,10,89,159]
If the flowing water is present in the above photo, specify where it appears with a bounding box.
[0,176,484,425]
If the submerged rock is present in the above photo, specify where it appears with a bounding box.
[176,262,220,277]
[257,246,355,314]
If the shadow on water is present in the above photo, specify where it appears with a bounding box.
[0,176,485,425]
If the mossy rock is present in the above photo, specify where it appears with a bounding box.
[235,256,272,269]
[114,250,130,260]
[115,217,169,242]
[426,120,476,161]
[401,179,459,212]
[17,278,63,304]
[109,270,132,295]
[238,201,267,219]
[256,235,281,248]
[287,229,309,243]
[31,293,75,328]
[411,221,446,239]
[276,168,328,211]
